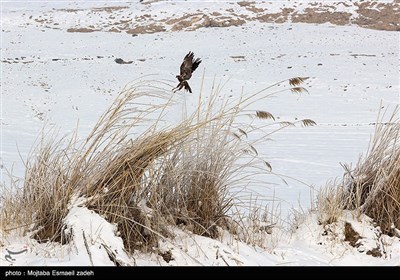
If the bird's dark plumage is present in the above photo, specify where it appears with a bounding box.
[173,51,201,93]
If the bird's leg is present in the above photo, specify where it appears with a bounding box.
[172,82,180,92]
[173,82,184,93]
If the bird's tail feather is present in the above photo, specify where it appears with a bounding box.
[183,81,192,93]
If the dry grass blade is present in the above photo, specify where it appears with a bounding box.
[232,132,241,140]
[249,145,258,156]
[264,161,272,172]
[289,77,309,87]
[256,111,275,121]
[278,121,295,127]
[238,128,248,138]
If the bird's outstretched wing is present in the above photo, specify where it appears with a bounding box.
[180,52,194,79]
[191,57,202,73]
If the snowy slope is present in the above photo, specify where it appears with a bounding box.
[1,1,399,266]
[2,201,399,266]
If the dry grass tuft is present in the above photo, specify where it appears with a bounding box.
[344,108,400,234]
[85,128,196,251]
[1,75,314,253]
[317,107,400,235]
[232,202,281,249]
[316,182,346,225]
[7,132,77,243]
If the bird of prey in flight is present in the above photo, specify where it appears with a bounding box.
[173,51,202,93]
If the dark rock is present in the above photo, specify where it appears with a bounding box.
[115,58,133,64]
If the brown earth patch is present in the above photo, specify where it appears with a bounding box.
[116,19,131,25]
[237,1,255,7]
[246,5,265,14]
[164,14,246,31]
[344,222,361,247]
[292,8,352,26]
[282,8,295,16]
[354,2,400,31]
[57,8,85,13]
[255,13,282,23]
[92,6,129,13]
[336,1,352,8]
[226,12,250,21]
[67,27,100,33]
[108,27,122,33]
[158,250,173,263]
[57,6,128,13]
[165,13,203,31]
[136,14,153,21]
[254,8,293,23]
[126,24,166,35]
[165,13,202,25]
[211,12,222,17]
[202,15,246,28]
[171,16,203,32]
[366,247,382,257]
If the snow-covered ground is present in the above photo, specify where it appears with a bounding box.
[1,1,399,266]
[2,199,399,266]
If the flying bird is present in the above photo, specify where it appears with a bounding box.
[173,51,202,93]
